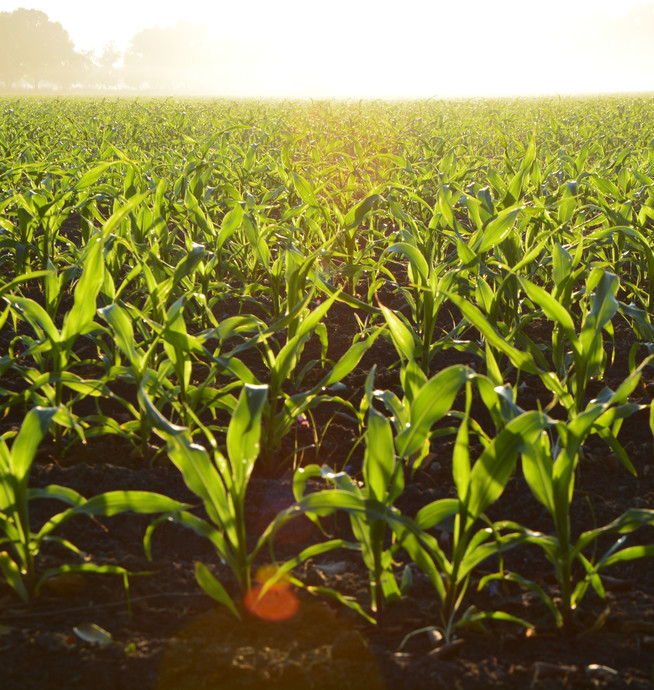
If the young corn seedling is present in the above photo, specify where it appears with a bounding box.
[446,265,625,435]
[336,193,382,295]
[391,378,548,642]
[5,234,107,450]
[0,406,188,601]
[520,267,621,417]
[140,383,267,615]
[12,188,71,275]
[100,290,230,455]
[292,368,412,616]
[484,360,654,631]
[252,289,381,474]
[98,300,169,455]
[376,303,474,469]
[141,381,342,618]
[292,364,474,617]
[382,238,461,375]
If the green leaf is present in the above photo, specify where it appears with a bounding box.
[195,562,240,619]
[364,408,398,503]
[216,205,244,249]
[164,433,233,534]
[319,329,381,389]
[456,238,477,266]
[0,552,28,601]
[480,570,562,627]
[143,511,234,573]
[184,189,212,236]
[574,509,654,555]
[386,242,430,283]
[599,544,654,569]
[295,290,338,340]
[11,407,58,486]
[0,270,50,301]
[521,436,555,513]
[139,383,186,436]
[580,271,618,356]
[460,529,528,581]
[305,585,376,624]
[292,172,320,208]
[61,235,104,345]
[467,411,549,519]
[75,491,188,517]
[379,303,416,361]
[460,608,534,631]
[396,366,472,459]
[297,489,371,519]
[552,243,573,286]
[226,383,268,488]
[520,278,577,338]
[171,243,206,286]
[98,303,140,366]
[35,563,134,597]
[415,498,459,530]
[28,483,86,507]
[102,192,149,238]
[445,293,538,374]
[452,411,471,500]
[73,162,115,191]
[6,296,60,344]
[344,194,381,230]
[477,207,520,253]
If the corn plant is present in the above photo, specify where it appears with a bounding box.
[381,238,461,375]
[4,234,107,449]
[291,364,473,614]
[99,289,223,453]
[0,406,188,601]
[291,373,545,636]
[252,290,381,473]
[520,268,621,416]
[376,305,475,468]
[334,193,382,295]
[142,382,313,616]
[5,233,104,377]
[392,382,548,641]
[484,361,654,630]
[293,397,406,615]
[12,188,71,274]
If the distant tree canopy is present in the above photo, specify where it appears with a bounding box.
[0,9,85,88]
[123,21,215,91]
[0,9,216,92]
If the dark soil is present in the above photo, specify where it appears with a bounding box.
[2,307,654,689]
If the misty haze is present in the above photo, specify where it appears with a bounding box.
[0,2,653,97]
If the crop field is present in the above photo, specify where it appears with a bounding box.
[1,95,654,689]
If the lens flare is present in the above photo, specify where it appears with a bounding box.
[243,565,299,622]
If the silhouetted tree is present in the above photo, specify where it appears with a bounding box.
[0,9,86,89]
[123,21,215,92]
[83,42,125,89]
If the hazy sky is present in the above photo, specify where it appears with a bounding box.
[1,0,653,97]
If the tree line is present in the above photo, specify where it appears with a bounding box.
[0,8,219,92]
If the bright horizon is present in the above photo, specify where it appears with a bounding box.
[1,0,653,98]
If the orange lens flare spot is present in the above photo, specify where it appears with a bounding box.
[244,566,298,621]
[243,583,299,621]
